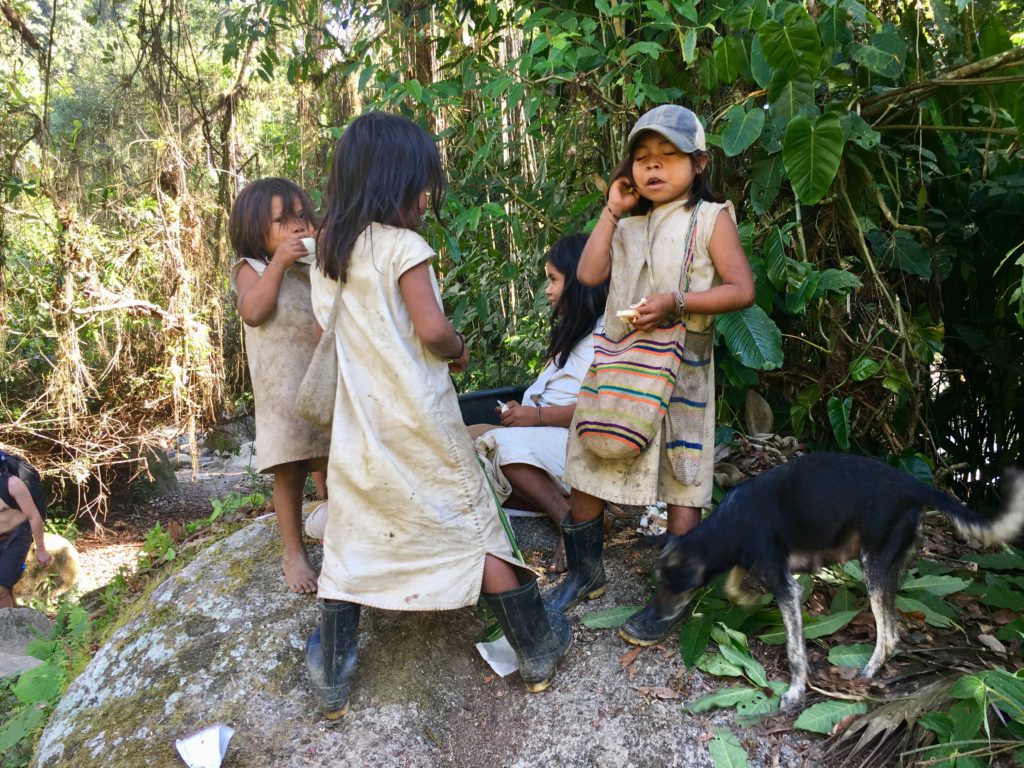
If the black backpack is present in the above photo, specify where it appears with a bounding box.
[0,450,47,519]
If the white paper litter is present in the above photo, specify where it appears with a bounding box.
[476,634,519,677]
[175,723,235,768]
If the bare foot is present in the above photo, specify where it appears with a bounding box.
[283,554,318,594]
[547,536,567,574]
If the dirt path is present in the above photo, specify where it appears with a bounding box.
[73,466,258,594]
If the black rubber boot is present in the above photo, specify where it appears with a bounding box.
[618,596,695,646]
[306,601,361,719]
[545,513,606,613]
[484,579,572,693]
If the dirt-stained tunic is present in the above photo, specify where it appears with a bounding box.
[310,224,518,611]
[230,258,330,473]
[564,199,734,509]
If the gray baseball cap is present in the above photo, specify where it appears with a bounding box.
[627,105,706,153]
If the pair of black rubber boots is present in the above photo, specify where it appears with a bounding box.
[306,577,572,719]
[545,512,691,646]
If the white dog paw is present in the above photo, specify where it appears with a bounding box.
[780,688,805,711]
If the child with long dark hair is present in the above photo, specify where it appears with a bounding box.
[548,104,755,645]
[229,178,331,594]
[475,234,608,572]
[305,112,571,718]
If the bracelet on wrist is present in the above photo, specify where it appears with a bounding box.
[448,332,466,361]
[268,260,289,274]
[536,405,543,426]
[673,290,687,318]
[603,205,620,223]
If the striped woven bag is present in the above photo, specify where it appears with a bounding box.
[575,202,700,460]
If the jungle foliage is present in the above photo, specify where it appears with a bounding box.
[0,0,1022,514]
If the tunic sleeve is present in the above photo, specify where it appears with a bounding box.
[393,229,437,280]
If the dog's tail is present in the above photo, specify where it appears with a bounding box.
[929,467,1024,547]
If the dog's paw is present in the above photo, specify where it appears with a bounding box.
[780,687,805,711]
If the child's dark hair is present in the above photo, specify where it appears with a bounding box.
[609,138,725,216]
[318,112,446,283]
[228,178,318,263]
[546,234,609,369]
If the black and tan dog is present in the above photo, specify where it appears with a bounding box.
[623,452,1024,710]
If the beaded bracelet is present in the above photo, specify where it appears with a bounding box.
[603,205,620,224]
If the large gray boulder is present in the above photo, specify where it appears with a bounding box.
[0,607,52,678]
[34,517,817,767]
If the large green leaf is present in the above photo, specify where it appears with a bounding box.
[679,610,715,666]
[763,225,790,289]
[709,728,750,768]
[848,28,908,79]
[13,662,62,704]
[895,595,956,627]
[757,4,822,76]
[767,70,816,130]
[685,686,762,713]
[580,605,642,629]
[802,609,860,638]
[815,268,861,294]
[714,36,748,84]
[899,574,971,597]
[718,305,784,370]
[749,34,771,89]
[866,229,931,277]
[827,395,852,449]
[750,152,785,214]
[723,0,768,31]
[817,5,853,49]
[722,105,765,156]
[794,700,868,734]
[828,643,874,668]
[840,110,881,150]
[783,113,844,205]
[0,706,47,753]
[698,653,747,677]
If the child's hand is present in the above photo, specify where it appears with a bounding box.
[500,402,541,427]
[36,548,52,567]
[270,236,308,271]
[608,176,641,217]
[448,343,470,373]
[633,293,677,331]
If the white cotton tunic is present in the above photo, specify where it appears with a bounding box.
[310,224,518,611]
[230,258,331,473]
[474,325,597,500]
[564,199,733,509]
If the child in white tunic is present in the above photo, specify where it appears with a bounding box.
[474,233,608,572]
[548,105,755,646]
[229,178,331,594]
[305,112,571,719]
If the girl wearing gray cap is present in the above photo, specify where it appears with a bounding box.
[547,104,755,644]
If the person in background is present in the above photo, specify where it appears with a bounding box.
[0,451,51,608]
[229,178,331,594]
[474,233,608,573]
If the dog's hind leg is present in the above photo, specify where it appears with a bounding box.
[860,551,903,679]
[772,573,808,710]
